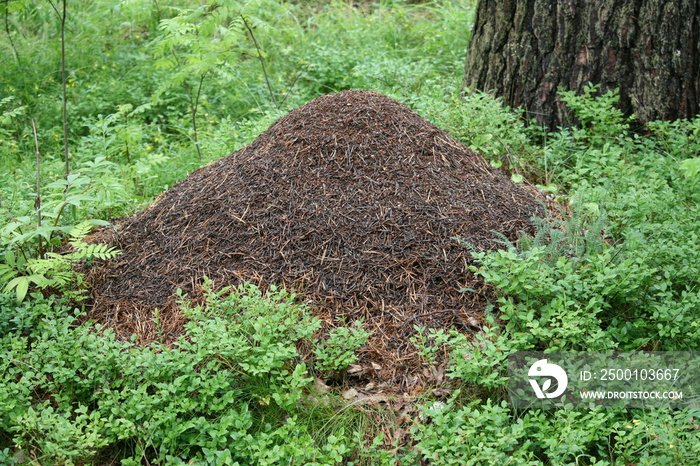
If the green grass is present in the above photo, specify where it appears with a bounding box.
[1,0,699,464]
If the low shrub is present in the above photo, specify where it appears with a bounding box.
[0,284,372,464]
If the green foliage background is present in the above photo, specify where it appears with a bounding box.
[0,0,699,464]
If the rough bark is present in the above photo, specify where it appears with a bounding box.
[463,0,700,129]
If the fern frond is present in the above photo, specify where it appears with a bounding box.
[76,243,121,261]
[68,221,95,243]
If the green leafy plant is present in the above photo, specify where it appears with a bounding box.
[1,221,120,301]
[558,83,630,144]
[313,321,371,373]
[412,399,537,465]
[0,96,26,158]
[150,2,248,161]
[0,285,371,464]
[679,157,700,179]
[1,151,130,303]
[411,388,700,464]
[82,103,151,162]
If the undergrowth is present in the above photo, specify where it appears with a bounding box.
[1,0,699,464]
[0,285,384,464]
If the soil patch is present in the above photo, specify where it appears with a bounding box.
[85,90,545,389]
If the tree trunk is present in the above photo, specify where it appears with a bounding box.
[463,0,700,130]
